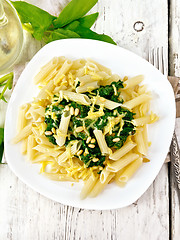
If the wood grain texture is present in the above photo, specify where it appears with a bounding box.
[0,0,178,239]
[169,1,180,239]
[0,165,169,240]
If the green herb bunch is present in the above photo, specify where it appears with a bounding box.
[11,0,116,45]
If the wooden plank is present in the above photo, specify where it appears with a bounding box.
[169,0,180,239]
[0,165,169,240]
[0,0,170,239]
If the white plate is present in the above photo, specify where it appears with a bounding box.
[4,39,176,210]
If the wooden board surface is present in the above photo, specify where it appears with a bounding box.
[169,0,180,239]
[0,0,179,239]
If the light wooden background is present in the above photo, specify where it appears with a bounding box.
[0,0,180,239]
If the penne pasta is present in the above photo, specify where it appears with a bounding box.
[76,81,99,93]
[35,135,56,147]
[27,135,37,160]
[37,79,55,100]
[123,75,144,89]
[58,141,81,164]
[80,175,99,199]
[124,93,151,109]
[109,141,137,160]
[93,129,109,155]
[87,59,112,75]
[116,157,143,184]
[94,96,126,110]
[89,172,115,198]
[54,59,72,82]
[13,57,158,198]
[106,153,139,172]
[21,138,28,155]
[17,103,30,131]
[13,123,32,144]
[33,144,63,157]
[55,110,71,147]
[100,168,110,183]
[134,128,147,155]
[132,115,151,126]
[34,57,59,84]
[60,90,91,105]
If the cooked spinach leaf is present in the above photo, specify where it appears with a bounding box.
[92,80,124,102]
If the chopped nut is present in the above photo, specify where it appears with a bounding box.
[45,131,52,136]
[77,150,83,156]
[92,158,99,162]
[52,128,56,134]
[88,144,95,148]
[70,106,74,115]
[74,108,79,116]
[75,126,84,132]
[86,136,91,144]
[143,158,150,163]
[113,138,120,142]
[90,138,96,143]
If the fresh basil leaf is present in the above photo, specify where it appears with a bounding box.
[63,21,80,31]
[78,12,99,28]
[0,128,4,163]
[77,27,116,44]
[53,0,98,28]
[65,23,116,45]
[12,1,56,40]
[44,28,80,43]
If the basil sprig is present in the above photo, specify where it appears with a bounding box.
[11,0,116,44]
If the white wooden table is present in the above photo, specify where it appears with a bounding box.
[0,0,180,239]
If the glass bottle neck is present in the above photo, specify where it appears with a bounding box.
[0,0,7,26]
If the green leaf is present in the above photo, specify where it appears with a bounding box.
[0,128,4,163]
[1,96,7,103]
[0,83,6,87]
[11,1,56,40]
[77,27,116,45]
[78,12,99,28]
[0,72,13,102]
[53,0,98,28]
[44,28,80,43]
[0,72,12,84]
[63,21,80,31]
[65,22,116,44]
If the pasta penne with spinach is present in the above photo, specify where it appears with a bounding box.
[13,57,159,198]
